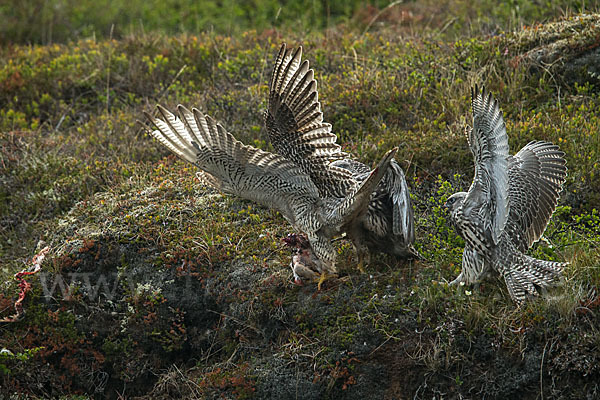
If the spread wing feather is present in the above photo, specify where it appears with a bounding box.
[505,141,567,251]
[145,105,322,230]
[265,44,353,198]
[464,85,510,245]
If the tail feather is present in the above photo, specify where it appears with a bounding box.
[503,253,566,304]
[388,159,415,246]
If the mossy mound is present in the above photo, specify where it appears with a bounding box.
[1,9,600,400]
[2,167,599,398]
[507,14,600,87]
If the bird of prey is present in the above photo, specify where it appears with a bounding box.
[144,104,398,289]
[444,85,568,304]
[265,44,418,273]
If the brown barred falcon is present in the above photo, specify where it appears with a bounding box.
[266,44,418,282]
[144,95,397,290]
[444,85,568,304]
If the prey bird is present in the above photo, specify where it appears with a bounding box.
[282,233,323,286]
[265,44,418,276]
[144,105,397,289]
[444,85,568,304]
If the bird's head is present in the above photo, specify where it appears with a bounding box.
[444,192,467,214]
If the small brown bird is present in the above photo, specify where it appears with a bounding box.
[282,233,322,286]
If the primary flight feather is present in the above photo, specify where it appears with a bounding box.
[444,85,568,304]
[266,44,419,274]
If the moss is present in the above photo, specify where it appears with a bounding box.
[1,7,600,399]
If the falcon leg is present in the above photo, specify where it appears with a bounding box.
[317,271,329,290]
[357,250,371,274]
[357,256,365,274]
[354,242,370,274]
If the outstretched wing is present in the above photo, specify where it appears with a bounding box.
[265,44,353,198]
[505,141,567,252]
[463,85,510,245]
[145,105,322,230]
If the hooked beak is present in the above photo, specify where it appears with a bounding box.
[444,199,453,210]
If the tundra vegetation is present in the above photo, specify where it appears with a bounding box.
[1,1,599,398]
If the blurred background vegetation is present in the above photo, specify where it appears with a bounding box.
[0,0,594,45]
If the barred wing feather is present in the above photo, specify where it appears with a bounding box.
[327,148,398,227]
[145,105,322,230]
[464,85,510,245]
[388,160,415,245]
[505,141,567,251]
[265,44,353,198]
